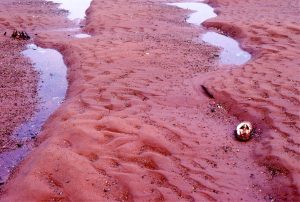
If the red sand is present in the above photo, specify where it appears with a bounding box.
[0,0,299,201]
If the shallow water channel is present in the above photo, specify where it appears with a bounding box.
[1,0,93,186]
[168,2,217,25]
[0,45,67,184]
[48,0,93,21]
[202,32,251,65]
[169,2,251,65]
[47,0,92,38]
[18,44,67,141]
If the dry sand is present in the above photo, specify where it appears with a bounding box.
[0,0,299,201]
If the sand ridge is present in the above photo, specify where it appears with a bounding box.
[0,0,299,201]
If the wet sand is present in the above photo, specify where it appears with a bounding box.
[0,0,299,201]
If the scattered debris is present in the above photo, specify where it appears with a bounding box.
[235,121,253,141]
[201,85,214,99]
[4,32,6,36]
[11,30,30,40]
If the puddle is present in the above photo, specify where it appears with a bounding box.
[48,0,93,21]
[74,33,91,38]
[168,2,217,25]
[17,44,67,140]
[202,32,251,65]
[0,44,67,184]
[169,2,251,65]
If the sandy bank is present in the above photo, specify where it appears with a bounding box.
[0,0,299,201]
[202,0,300,200]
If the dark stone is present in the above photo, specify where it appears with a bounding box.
[11,30,30,40]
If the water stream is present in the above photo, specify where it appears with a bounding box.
[1,0,93,185]
[168,2,251,65]
[47,0,93,38]
[202,32,251,65]
[18,44,67,141]
[49,0,93,21]
[168,2,217,25]
[0,44,67,184]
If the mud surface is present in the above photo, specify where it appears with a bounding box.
[0,0,299,201]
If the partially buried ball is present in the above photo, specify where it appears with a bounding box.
[235,121,253,141]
